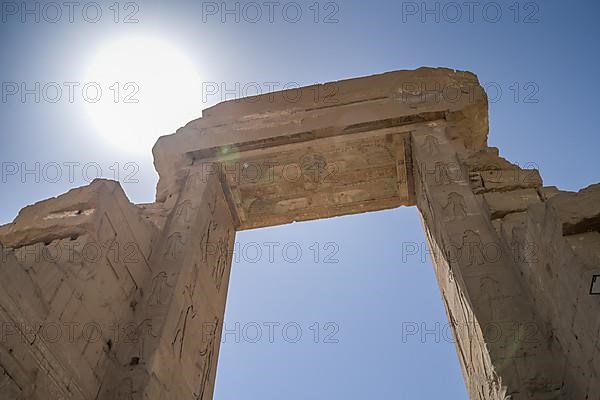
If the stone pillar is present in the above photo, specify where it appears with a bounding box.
[97,165,236,400]
[411,122,565,399]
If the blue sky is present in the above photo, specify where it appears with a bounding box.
[1,1,599,399]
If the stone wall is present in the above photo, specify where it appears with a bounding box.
[0,179,157,399]
[517,185,600,398]
[0,172,237,400]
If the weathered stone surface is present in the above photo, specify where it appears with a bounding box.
[412,123,569,399]
[540,186,562,201]
[546,183,600,235]
[483,188,542,219]
[2,180,130,247]
[480,169,542,192]
[458,147,517,172]
[0,179,157,399]
[520,186,600,399]
[152,67,488,209]
[0,68,598,400]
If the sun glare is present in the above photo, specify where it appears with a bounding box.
[84,37,203,152]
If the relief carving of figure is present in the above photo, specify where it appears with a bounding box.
[164,232,185,261]
[443,192,467,220]
[148,271,170,306]
[175,199,196,224]
[434,162,453,185]
[211,232,230,292]
[460,230,487,267]
[422,135,439,155]
[193,317,219,400]
[300,153,328,185]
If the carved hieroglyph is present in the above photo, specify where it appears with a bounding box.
[0,68,598,400]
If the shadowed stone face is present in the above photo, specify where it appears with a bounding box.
[0,68,598,400]
[216,129,411,229]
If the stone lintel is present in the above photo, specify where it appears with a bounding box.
[153,67,489,229]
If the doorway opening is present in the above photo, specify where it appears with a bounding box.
[214,206,467,399]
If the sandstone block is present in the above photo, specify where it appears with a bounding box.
[483,188,541,219]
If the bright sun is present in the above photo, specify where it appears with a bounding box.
[84,37,203,152]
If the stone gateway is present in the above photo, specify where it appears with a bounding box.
[0,68,598,399]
